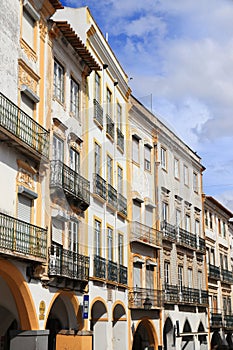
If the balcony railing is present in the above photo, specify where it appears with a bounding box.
[48,244,89,281]
[93,173,107,200]
[128,287,163,309]
[130,221,162,247]
[117,193,127,217]
[161,221,176,241]
[164,285,208,306]
[211,312,223,327]
[209,264,221,280]
[107,183,118,209]
[108,260,118,282]
[93,255,127,285]
[0,92,49,159]
[117,127,124,152]
[50,160,90,210]
[221,269,233,284]
[106,114,114,139]
[119,264,127,285]
[93,99,103,127]
[0,212,47,260]
[177,228,197,249]
[224,315,233,329]
[197,237,206,253]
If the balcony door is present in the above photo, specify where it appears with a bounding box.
[53,135,64,161]
[17,194,32,253]
[70,148,80,173]
[133,262,142,289]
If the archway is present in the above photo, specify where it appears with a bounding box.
[182,320,194,350]
[132,319,158,350]
[91,299,108,350]
[46,293,80,350]
[211,331,222,350]
[163,317,174,350]
[198,322,207,349]
[112,303,127,350]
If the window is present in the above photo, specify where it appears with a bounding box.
[209,213,213,229]
[174,158,179,179]
[185,214,191,232]
[132,136,139,163]
[223,297,227,315]
[118,233,123,265]
[54,60,64,102]
[162,202,168,223]
[18,194,32,223]
[184,165,189,186]
[17,194,32,248]
[178,265,183,291]
[195,220,200,235]
[70,78,79,118]
[223,222,226,238]
[176,209,181,228]
[161,147,167,169]
[68,221,79,253]
[94,142,101,174]
[117,166,123,194]
[220,253,224,269]
[95,72,101,102]
[193,172,198,193]
[145,207,153,228]
[211,249,215,265]
[94,219,101,256]
[218,218,221,235]
[107,155,113,185]
[188,268,193,288]
[106,88,112,116]
[144,145,151,171]
[198,271,202,290]
[224,255,228,270]
[133,200,141,221]
[53,135,64,161]
[228,297,232,315]
[133,262,142,288]
[21,92,34,118]
[164,261,170,286]
[205,210,208,227]
[70,148,80,173]
[107,227,113,261]
[146,264,154,289]
[117,103,122,130]
[22,8,35,49]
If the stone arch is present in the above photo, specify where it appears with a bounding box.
[0,260,38,330]
[163,317,174,350]
[132,318,158,350]
[182,319,194,350]
[112,302,127,350]
[91,298,108,350]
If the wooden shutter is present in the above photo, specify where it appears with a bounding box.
[18,194,32,223]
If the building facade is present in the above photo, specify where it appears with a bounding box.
[205,196,233,349]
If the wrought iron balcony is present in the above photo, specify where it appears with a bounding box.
[117,193,127,217]
[107,183,118,209]
[117,127,124,152]
[48,244,89,281]
[119,264,127,285]
[209,264,221,280]
[197,237,206,254]
[161,221,176,241]
[93,255,106,279]
[106,114,114,140]
[224,315,233,329]
[221,269,233,284]
[0,212,47,261]
[164,284,179,303]
[211,312,223,327]
[93,255,127,285]
[177,228,197,249]
[128,287,163,309]
[93,173,107,200]
[93,99,103,127]
[0,92,49,160]
[108,260,118,282]
[50,160,90,211]
[130,221,162,247]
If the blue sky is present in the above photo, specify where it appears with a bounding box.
[61,0,233,212]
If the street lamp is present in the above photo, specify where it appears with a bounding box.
[143,295,152,310]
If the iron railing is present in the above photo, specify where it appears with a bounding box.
[93,255,127,284]
[48,244,89,280]
[117,127,124,152]
[50,160,90,210]
[164,284,179,303]
[221,269,233,284]
[224,315,233,329]
[93,173,107,200]
[0,92,49,158]
[106,114,114,139]
[128,287,163,309]
[130,221,162,247]
[107,183,118,209]
[209,264,221,280]
[197,237,206,253]
[164,285,208,306]
[177,228,197,249]
[93,99,103,127]
[0,212,47,259]
[161,221,176,241]
[117,193,127,217]
[211,312,223,327]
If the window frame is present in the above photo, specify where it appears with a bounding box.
[132,136,140,164]
[144,145,151,171]
[161,147,167,170]
[54,59,64,103]
[70,78,79,118]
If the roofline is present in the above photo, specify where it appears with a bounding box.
[49,0,64,10]
[205,195,233,217]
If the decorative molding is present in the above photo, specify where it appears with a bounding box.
[20,38,37,63]
[18,59,40,94]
